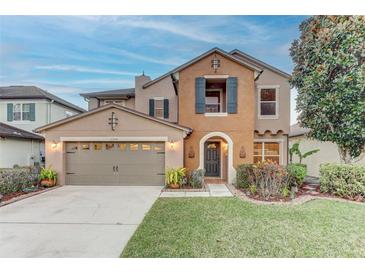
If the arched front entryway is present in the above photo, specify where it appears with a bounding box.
[198,132,235,184]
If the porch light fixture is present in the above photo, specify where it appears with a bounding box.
[51,141,58,149]
[169,140,175,150]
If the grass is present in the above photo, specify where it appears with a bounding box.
[121,197,365,258]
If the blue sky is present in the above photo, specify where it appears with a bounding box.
[0,16,306,123]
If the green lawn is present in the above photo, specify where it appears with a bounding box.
[121,197,365,258]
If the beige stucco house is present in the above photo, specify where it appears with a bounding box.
[289,124,365,177]
[37,47,291,186]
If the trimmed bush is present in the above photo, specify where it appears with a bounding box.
[287,163,307,187]
[0,167,39,195]
[236,161,292,199]
[320,164,365,199]
[236,164,253,189]
[187,169,205,188]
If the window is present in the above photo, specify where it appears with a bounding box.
[105,143,114,150]
[118,143,127,151]
[142,144,151,151]
[81,143,90,150]
[154,99,164,119]
[94,143,102,150]
[153,143,163,151]
[130,143,139,151]
[13,104,21,121]
[12,103,32,121]
[254,142,280,164]
[258,86,278,118]
[205,91,221,113]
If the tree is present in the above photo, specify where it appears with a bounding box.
[289,142,320,164]
[290,16,365,163]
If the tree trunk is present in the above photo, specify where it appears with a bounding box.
[338,146,353,164]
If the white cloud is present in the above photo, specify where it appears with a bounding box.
[71,78,134,85]
[35,65,137,76]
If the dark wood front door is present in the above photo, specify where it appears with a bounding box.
[204,142,220,177]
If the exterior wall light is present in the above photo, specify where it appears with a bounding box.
[169,140,175,150]
[51,141,58,149]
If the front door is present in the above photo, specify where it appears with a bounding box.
[204,142,220,177]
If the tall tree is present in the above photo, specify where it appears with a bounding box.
[290,16,365,163]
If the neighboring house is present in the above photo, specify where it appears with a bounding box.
[0,122,44,168]
[36,47,291,186]
[0,86,85,167]
[289,123,365,177]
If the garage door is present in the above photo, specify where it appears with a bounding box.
[65,142,165,186]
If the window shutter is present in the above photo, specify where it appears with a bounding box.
[227,77,238,114]
[149,99,155,117]
[163,99,169,119]
[195,77,206,114]
[7,104,13,121]
[30,103,36,121]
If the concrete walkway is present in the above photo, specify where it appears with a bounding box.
[0,186,161,258]
[160,184,233,197]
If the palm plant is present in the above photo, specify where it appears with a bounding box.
[289,142,320,164]
[165,167,186,187]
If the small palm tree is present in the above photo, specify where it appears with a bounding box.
[289,142,320,164]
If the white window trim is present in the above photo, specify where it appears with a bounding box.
[253,139,283,165]
[13,103,31,122]
[153,97,165,119]
[257,85,280,120]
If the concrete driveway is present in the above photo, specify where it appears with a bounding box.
[0,186,162,258]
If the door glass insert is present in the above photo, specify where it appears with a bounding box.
[142,144,151,151]
[130,143,139,151]
[94,143,102,150]
[105,143,115,150]
[81,143,90,150]
[118,143,127,151]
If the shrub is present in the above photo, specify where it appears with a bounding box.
[320,164,365,199]
[287,163,307,187]
[236,164,254,189]
[39,167,57,181]
[187,169,205,188]
[237,161,292,199]
[0,167,39,195]
[165,167,186,187]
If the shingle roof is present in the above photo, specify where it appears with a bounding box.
[0,122,44,140]
[289,123,311,137]
[80,88,135,99]
[0,86,85,113]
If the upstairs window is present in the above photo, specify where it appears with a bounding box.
[258,86,279,119]
[154,99,164,119]
[205,90,221,113]
[13,103,31,121]
[104,100,126,107]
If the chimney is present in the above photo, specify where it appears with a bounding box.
[135,73,151,91]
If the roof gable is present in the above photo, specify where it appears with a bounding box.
[143,47,263,89]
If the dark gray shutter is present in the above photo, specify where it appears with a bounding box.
[149,99,155,117]
[227,77,238,114]
[163,99,169,119]
[29,103,36,121]
[195,77,205,114]
[7,104,13,121]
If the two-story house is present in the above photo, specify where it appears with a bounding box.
[0,86,85,167]
[36,48,290,186]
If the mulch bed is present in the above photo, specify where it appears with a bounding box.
[0,186,59,207]
[234,184,365,203]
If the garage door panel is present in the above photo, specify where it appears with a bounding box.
[65,142,165,186]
